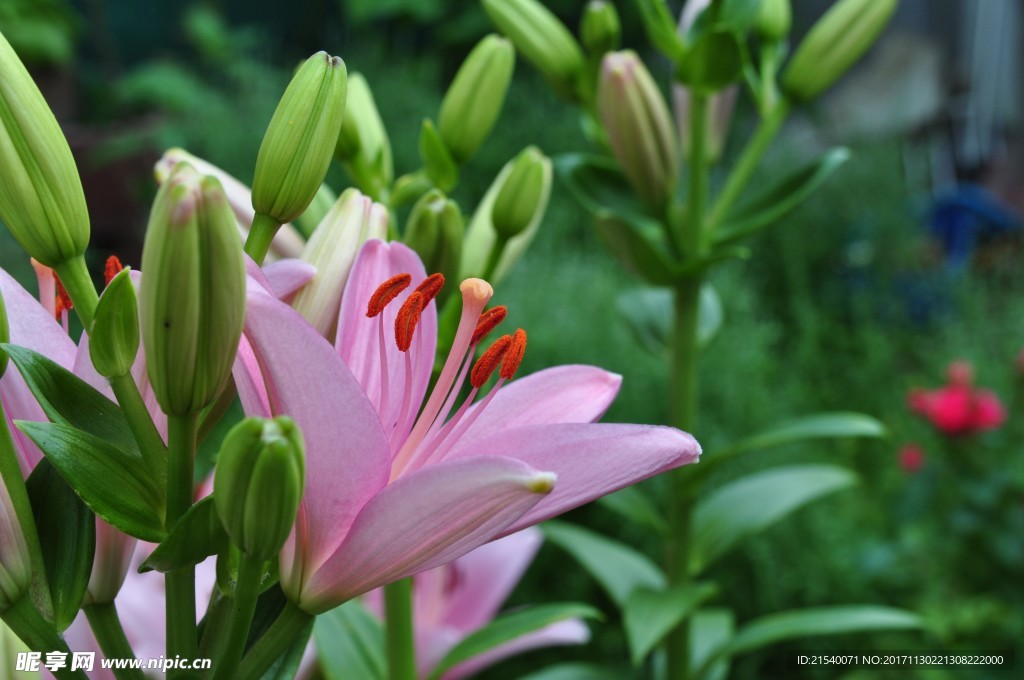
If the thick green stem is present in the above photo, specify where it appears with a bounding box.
[706,99,791,235]
[53,256,99,330]
[0,400,52,618]
[109,373,165,476]
[84,603,145,680]
[685,93,710,255]
[244,213,282,265]
[384,578,417,680]
[236,601,313,680]
[1,596,87,680]
[211,555,265,680]
[165,414,198,674]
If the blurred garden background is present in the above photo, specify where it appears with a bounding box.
[1,0,1022,677]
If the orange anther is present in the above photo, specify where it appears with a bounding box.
[470,334,512,388]
[415,273,445,305]
[367,274,412,317]
[104,255,124,286]
[500,329,527,380]
[471,306,507,345]
[54,272,72,316]
[395,292,425,352]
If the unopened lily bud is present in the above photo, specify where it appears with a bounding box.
[492,146,549,240]
[0,290,7,377]
[598,51,679,210]
[438,35,515,164]
[214,417,305,561]
[293,182,338,239]
[757,0,792,42]
[580,1,620,55]
[482,0,585,98]
[0,482,30,611]
[292,189,388,339]
[336,74,393,196]
[89,268,139,378]
[782,0,897,102]
[140,163,246,416]
[0,32,89,268]
[404,190,464,290]
[252,52,347,224]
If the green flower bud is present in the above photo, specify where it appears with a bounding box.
[336,73,393,198]
[89,268,139,378]
[292,189,388,339]
[492,146,548,240]
[293,182,337,240]
[580,1,620,56]
[252,52,348,224]
[482,0,585,99]
[597,51,679,211]
[438,35,515,165]
[404,189,464,291]
[141,162,246,416]
[214,417,305,561]
[782,0,897,102]
[0,481,30,611]
[757,0,792,42]
[0,31,89,268]
[0,290,7,377]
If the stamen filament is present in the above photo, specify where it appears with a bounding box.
[376,313,390,425]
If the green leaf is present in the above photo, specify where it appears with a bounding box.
[689,609,735,680]
[617,284,723,358]
[259,619,313,680]
[597,485,667,534]
[315,600,385,680]
[518,663,622,680]
[26,458,95,632]
[624,583,719,665]
[593,213,678,285]
[419,119,458,192]
[635,0,685,62]
[2,344,138,456]
[676,30,744,92]
[715,148,850,245]
[17,421,165,542]
[543,521,664,607]
[429,603,601,680]
[691,465,857,574]
[139,497,228,573]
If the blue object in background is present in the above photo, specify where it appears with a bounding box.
[928,183,1020,272]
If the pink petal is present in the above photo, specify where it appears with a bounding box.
[444,619,590,680]
[239,286,390,587]
[335,240,437,452]
[264,260,317,301]
[450,423,700,535]
[451,366,621,456]
[973,389,1006,430]
[300,456,553,613]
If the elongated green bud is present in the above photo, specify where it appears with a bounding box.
[335,73,393,198]
[757,0,792,42]
[0,481,30,611]
[293,182,338,239]
[0,290,7,377]
[0,31,89,268]
[492,146,549,240]
[89,268,139,378]
[482,0,585,99]
[782,0,897,101]
[404,189,464,289]
[252,51,347,224]
[438,35,515,164]
[141,162,246,416]
[598,51,679,210]
[214,417,305,561]
[292,189,388,339]
[580,1,620,56]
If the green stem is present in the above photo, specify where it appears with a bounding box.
[84,603,145,680]
[384,579,417,680]
[109,373,166,476]
[1,596,88,680]
[0,400,52,619]
[165,414,198,674]
[198,592,233,660]
[54,256,99,330]
[236,601,312,680]
[705,99,791,235]
[211,555,265,680]
[686,93,710,255]
[244,213,282,265]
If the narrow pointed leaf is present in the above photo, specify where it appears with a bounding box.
[16,421,165,542]
[689,609,735,680]
[598,485,667,534]
[543,521,664,607]
[519,663,622,680]
[259,623,313,680]
[617,285,722,358]
[429,603,601,680]
[624,583,719,666]
[315,600,385,680]
[691,465,856,574]
[139,497,228,573]
[26,458,95,632]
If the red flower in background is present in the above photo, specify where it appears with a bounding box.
[907,361,1006,436]
[898,443,926,473]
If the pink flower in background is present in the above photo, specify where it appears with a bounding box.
[898,443,925,473]
[907,361,1006,436]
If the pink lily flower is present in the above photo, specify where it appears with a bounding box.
[235,239,700,613]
